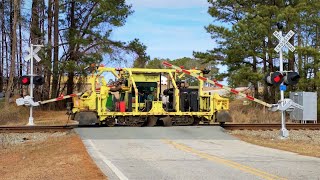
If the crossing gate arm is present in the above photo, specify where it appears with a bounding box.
[38,92,83,105]
[162,61,273,108]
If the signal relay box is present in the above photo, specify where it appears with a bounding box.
[289,92,317,123]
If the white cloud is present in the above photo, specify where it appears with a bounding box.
[127,0,209,9]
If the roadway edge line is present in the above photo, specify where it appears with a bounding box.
[85,139,129,180]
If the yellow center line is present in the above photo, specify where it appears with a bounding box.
[162,139,286,180]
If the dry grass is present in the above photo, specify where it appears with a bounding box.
[231,130,320,158]
[0,133,106,180]
[0,101,76,126]
[0,103,30,125]
[229,99,281,123]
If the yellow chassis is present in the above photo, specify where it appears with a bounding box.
[72,67,230,124]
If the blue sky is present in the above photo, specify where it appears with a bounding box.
[111,0,215,60]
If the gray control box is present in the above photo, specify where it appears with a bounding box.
[289,92,317,123]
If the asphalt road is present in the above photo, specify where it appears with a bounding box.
[76,127,320,180]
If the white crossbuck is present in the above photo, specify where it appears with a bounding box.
[25,46,42,62]
[273,30,295,52]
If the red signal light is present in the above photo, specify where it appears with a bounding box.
[264,72,284,86]
[273,75,282,83]
[20,76,30,85]
[22,77,29,84]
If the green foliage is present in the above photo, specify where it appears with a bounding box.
[229,66,264,87]
[145,57,218,86]
[61,0,134,73]
[129,39,150,68]
[197,0,320,100]
[145,58,167,69]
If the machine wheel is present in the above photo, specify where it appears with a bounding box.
[75,112,99,126]
[118,116,145,127]
[192,116,201,126]
[146,116,157,127]
[161,116,172,127]
[219,122,225,126]
[105,118,116,127]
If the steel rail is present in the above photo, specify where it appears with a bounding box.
[0,125,74,133]
[220,123,320,130]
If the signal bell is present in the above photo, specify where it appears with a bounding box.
[265,72,284,86]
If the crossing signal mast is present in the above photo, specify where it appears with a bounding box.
[264,23,301,138]
[16,44,44,125]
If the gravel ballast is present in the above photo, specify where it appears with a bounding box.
[0,132,70,148]
[229,129,320,157]
[230,130,320,144]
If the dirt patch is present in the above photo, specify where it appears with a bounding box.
[0,132,106,180]
[230,130,320,158]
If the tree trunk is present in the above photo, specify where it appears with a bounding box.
[314,25,319,92]
[267,33,276,103]
[67,0,76,95]
[5,0,18,103]
[44,0,53,100]
[19,11,23,96]
[30,0,40,45]
[252,55,259,99]
[0,0,4,92]
[51,0,59,99]
[297,24,302,80]
[30,0,43,101]
[262,40,268,101]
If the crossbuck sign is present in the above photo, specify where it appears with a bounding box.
[25,46,42,62]
[273,30,295,52]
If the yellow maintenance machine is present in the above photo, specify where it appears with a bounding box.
[68,65,231,126]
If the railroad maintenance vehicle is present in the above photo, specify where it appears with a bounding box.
[67,65,232,126]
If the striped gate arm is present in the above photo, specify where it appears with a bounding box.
[39,92,83,105]
[162,61,273,108]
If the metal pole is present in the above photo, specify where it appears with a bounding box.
[279,31,289,138]
[27,44,34,126]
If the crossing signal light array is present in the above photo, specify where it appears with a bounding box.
[19,75,44,86]
[264,72,300,86]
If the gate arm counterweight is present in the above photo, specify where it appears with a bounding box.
[162,61,273,108]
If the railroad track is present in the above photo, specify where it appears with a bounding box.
[221,123,320,131]
[1,124,319,133]
[0,125,74,133]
